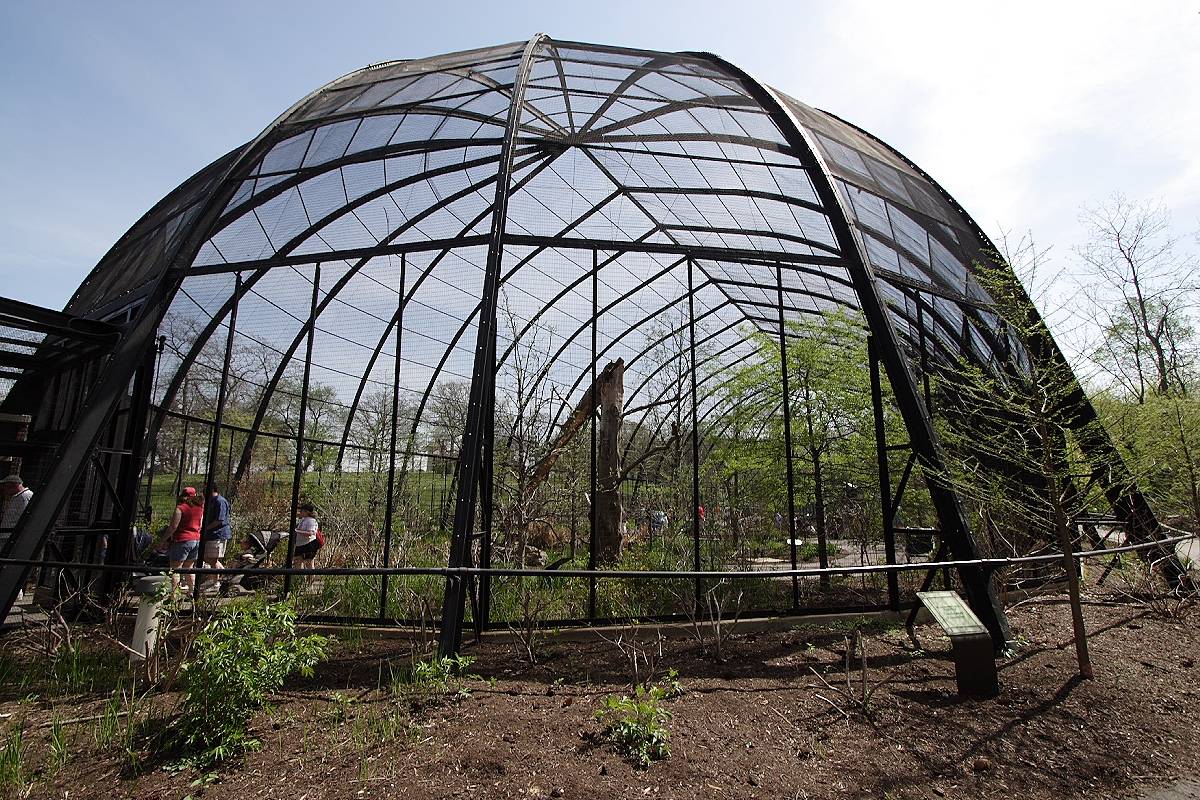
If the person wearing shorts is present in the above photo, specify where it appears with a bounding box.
[158,487,204,592]
[201,485,232,591]
[291,502,321,569]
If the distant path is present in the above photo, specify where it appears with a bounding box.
[1136,778,1200,800]
[1177,536,1199,570]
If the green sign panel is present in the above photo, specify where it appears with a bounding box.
[916,590,988,638]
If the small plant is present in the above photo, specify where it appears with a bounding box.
[595,685,673,767]
[702,579,744,663]
[94,687,125,748]
[411,654,477,693]
[1139,556,1198,620]
[808,630,901,719]
[182,771,220,800]
[598,620,666,689]
[329,692,358,724]
[503,578,551,665]
[659,668,686,698]
[48,711,70,769]
[388,654,479,712]
[169,600,328,765]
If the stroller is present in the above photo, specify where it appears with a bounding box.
[127,526,170,587]
[221,530,283,595]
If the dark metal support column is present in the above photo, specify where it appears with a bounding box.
[102,343,156,600]
[476,370,496,637]
[775,263,799,612]
[284,264,320,597]
[870,336,900,611]
[440,34,546,656]
[174,375,189,497]
[381,254,405,620]
[687,259,702,610]
[917,297,931,407]
[141,335,166,521]
[588,248,598,621]
[197,272,241,599]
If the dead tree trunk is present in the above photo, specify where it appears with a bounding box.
[595,360,625,563]
[520,358,678,566]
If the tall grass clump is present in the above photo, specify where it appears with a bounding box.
[0,723,27,795]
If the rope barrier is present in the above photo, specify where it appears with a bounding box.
[1,531,1192,582]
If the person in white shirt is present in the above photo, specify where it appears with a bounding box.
[290,502,322,569]
[0,475,32,532]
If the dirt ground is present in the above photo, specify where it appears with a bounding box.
[3,582,1199,800]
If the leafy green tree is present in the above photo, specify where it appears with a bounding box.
[724,310,876,581]
[935,256,1110,676]
[266,378,345,473]
[1094,392,1200,524]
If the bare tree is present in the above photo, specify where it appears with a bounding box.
[1073,195,1198,401]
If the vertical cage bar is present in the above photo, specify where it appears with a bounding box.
[102,343,156,600]
[477,354,496,636]
[174,374,189,497]
[588,248,598,620]
[776,263,799,612]
[197,272,241,598]
[381,254,405,620]
[142,335,166,521]
[284,264,320,598]
[440,35,547,657]
[870,335,900,610]
[688,258,701,609]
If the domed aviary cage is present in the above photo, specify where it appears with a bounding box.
[0,37,1174,649]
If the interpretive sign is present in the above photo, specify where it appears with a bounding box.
[915,590,998,697]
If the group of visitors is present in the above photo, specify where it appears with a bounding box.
[155,485,323,594]
[0,471,324,599]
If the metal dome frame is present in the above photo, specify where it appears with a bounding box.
[0,37,1174,651]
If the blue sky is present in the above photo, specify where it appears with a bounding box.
[3,0,1198,357]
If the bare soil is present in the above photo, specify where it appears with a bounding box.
[4,584,1199,800]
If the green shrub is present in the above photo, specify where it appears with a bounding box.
[171,601,328,764]
[595,685,673,767]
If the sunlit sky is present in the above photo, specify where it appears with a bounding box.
[3,1,1197,360]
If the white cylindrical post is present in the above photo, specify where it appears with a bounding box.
[129,575,167,663]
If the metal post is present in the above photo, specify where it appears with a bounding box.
[440,35,546,657]
[174,374,189,497]
[197,272,241,598]
[870,336,900,611]
[142,335,166,522]
[103,344,156,601]
[477,367,496,636]
[381,254,405,620]
[588,248,598,621]
[284,264,320,597]
[776,263,799,612]
[687,259,702,611]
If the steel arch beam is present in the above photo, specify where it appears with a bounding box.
[440,34,549,656]
[693,51,1011,649]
